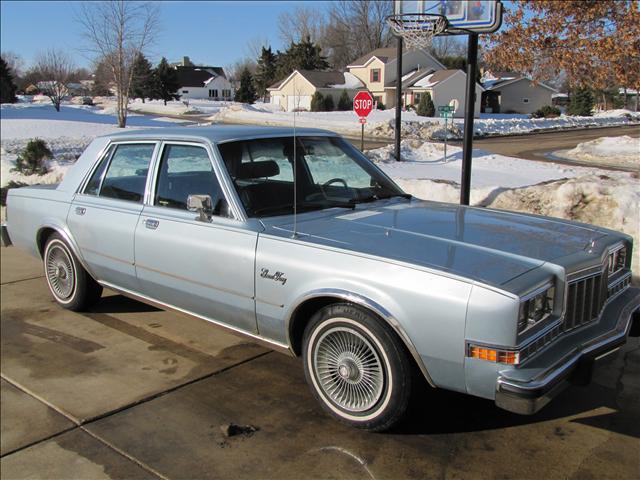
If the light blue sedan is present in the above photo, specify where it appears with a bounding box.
[3,126,639,431]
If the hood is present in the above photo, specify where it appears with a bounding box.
[267,199,607,286]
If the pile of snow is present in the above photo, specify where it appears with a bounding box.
[210,105,640,140]
[558,135,639,169]
[593,109,639,118]
[125,98,237,116]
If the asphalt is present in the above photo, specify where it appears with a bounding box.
[1,246,639,479]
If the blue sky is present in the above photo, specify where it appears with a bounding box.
[0,1,333,69]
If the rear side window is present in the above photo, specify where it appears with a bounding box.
[99,144,155,202]
[84,147,113,196]
[154,144,223,210]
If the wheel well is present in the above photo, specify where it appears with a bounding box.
[289,296,340,356]
[36,227,57,258]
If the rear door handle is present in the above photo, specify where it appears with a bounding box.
[144,219,159,230]
[75,207,86,216]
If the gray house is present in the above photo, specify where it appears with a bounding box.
[481,71,558,114]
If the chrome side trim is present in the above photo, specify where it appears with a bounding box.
[98,280,292,355]
[285,288,437,388]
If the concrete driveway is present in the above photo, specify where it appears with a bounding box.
[1,247,639,479]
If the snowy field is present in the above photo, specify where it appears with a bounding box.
[125,98,238,116]
[554,135,639,169]
[2,102,638,276]
[210,104,640,140]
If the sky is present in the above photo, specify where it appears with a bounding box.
[0,1,334,70]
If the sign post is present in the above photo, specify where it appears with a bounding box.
[438,105,454,163]
[353,91,374,151]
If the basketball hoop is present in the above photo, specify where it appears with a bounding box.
[386,13,449,51]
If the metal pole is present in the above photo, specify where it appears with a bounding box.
[443,114,447,162]
[394,36,403,161]
[460,33,478,206]
[361,123,364,151]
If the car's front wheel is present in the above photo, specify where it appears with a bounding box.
[43,233,102,311]
[302,303,412,431]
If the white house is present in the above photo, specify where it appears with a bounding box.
[173,57,234,101]
[481,71,558,114]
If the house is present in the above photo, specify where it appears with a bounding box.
[481,71,558,114]
[172,56,234,101]
[387,68,484,118]
[346,47,444,108]
[267,70,364,111]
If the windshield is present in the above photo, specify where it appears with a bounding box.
[217,136,406,217]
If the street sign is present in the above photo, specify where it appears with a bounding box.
[359,117,367,124]
[353,91,374,118]
[438,105,454,112]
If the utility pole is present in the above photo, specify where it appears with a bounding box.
[394,37,403,162]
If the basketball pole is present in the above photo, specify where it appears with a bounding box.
[394,36,403,162]
[460,33,478,206]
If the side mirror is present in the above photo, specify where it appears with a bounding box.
[187,194,213,222]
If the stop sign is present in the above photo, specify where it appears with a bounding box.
[353,91,374,118]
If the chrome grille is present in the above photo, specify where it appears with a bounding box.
[563,273,606,332]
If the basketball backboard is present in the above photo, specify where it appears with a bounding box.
[395,0,503,35]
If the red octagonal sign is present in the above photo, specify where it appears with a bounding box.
[353,91,374,118]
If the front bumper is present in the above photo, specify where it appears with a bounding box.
[1,224,12,247]
[495,286,640,415]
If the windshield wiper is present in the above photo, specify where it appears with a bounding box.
[350,192,412,204]
[252,201,355,217]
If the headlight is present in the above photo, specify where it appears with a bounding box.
[608,246,627,275]
[518,286,554,333]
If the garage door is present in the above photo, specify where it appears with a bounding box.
[287,95,311,112]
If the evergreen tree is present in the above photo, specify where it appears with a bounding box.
[276,36,329,79]
[567,87,594,116]
[337,90,351,111]
[130,53,155,103]
[254,47,278,102]
[416,92,435,117]
[0,56,18,103]
[323,94,334,111]
[154,57,181,106]
[310,91,325,112]
[234,68,257,104]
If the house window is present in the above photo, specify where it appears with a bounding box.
[414,92,421,104]
[523,98,530,104]
[222,89,231,98]
[182,90,189,94]
[371,69,381,83]
[209,89,219,98]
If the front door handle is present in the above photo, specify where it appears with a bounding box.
[75,207,86,216]
[144,219,159,230]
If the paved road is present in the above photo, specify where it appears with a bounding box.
[1,247,639,479]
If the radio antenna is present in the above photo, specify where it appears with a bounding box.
[292,74,298,239]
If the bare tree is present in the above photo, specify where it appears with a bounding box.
[76,1,159,127]
[245,36,270,60]
[33,49,74,111]
[277,6,326,46]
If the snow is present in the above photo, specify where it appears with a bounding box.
[125,98,237,116]
[210,105,640,140]
[555,135,640,169]
[328,72,364,89]
[593,108,638,118]
[413,73,436,88]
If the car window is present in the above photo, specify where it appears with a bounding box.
[302,137,371,188]
[154,144,223,211]
[83,146,114,196]
[100,144,155,203]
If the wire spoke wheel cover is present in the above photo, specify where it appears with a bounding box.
[45,243,76,300]
[313,325,385,413]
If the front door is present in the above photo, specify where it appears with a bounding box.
[134,142,259,334]
[68,142,158,291]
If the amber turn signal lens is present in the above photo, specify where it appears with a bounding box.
[469,346,519,365]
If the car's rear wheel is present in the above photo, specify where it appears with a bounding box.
[43,233,102,311]
[302,303,412,431]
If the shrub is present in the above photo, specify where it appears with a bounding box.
[531,105,561,118]
[416,92,435,117]
[12,138,52,175]
[0,181,28,206]
[377,101,385,110]
[567,87,594,116]
[337,90,351,111]
[310,91,325,112]
[323,94,334,111]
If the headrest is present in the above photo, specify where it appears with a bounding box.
[235,160,280,180]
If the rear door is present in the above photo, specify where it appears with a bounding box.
[134,141,259,334]
[68,141,158,291]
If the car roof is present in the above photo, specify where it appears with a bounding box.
[100,125,338,144]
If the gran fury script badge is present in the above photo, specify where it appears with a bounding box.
[260,268,287,285]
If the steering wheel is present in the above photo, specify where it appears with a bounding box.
[323,178,349,189]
